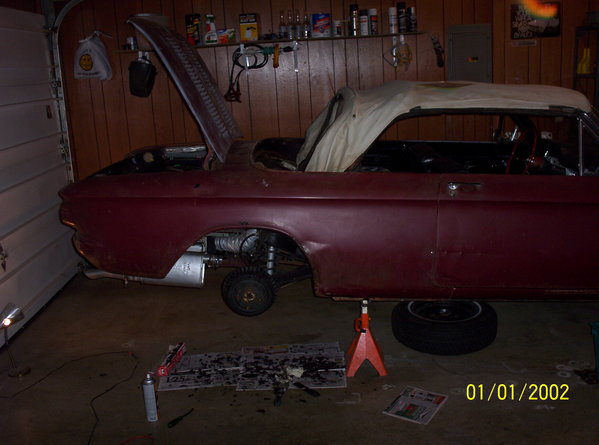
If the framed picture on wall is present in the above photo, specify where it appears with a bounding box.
[511,2,560,39]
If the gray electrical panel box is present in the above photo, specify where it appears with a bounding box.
[447,24,492,82]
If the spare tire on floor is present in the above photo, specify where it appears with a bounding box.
[391,301,497,355]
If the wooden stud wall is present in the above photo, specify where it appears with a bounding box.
[55,0,598,178]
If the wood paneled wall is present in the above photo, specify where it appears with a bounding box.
[57,0,598,178]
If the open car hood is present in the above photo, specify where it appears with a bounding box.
[127,17,242,162]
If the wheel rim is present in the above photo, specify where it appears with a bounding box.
[407,301,483,323]
[233,281,266,310]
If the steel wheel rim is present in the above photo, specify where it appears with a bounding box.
[406,301,483,323]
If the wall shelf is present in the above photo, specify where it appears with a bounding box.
[117,32,424,53]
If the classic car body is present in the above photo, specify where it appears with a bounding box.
[60,18,599,332]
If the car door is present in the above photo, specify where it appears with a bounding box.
[435,163,599,291]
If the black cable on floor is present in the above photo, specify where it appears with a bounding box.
[86,352,139,445]
[0,350,139,444]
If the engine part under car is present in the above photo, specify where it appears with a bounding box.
[83,228,311,313]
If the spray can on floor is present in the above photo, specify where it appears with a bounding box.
[143,373,158,422]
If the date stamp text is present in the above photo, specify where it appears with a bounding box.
[465,383,570,401]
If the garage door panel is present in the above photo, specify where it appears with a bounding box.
[0,7,44,30]
[0,205,73,282]
[0,29,49,71]
[0,139,64,191]
[0,231,79,346]
[0,165,66,237]
[0,83,54,105]
[0,134,61,173]
[0,100,60,150]
[0,6,77,341]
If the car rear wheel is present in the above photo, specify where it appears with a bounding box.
[391,301,497,355]
[222,267,277,316]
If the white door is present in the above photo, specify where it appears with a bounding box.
[0,7,78,343]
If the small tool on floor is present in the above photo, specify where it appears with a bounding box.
[167,408,194,428]
[346,299,387,377]
[293,382,320,397]
[273,382,287,406]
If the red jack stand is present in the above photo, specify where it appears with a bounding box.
[346,299,387,377]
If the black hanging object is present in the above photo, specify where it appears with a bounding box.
[129,55,157,97]
[431,35,445,68]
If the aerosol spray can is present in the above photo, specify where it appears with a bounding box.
[359,9,369,36]
[368,9,378,35]
[388,6,398,34]
[407,6,417,33]
[142,373,158,422]
[397,2,407,33]
[349,4,359,37]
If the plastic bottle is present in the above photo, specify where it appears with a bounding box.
[578,47,592,74]
[142,373,158,422]
[368,9,378,35]
[287,10,296,39]
[278,10,288,39]
[204,14,217,44]
[302,11,311,39]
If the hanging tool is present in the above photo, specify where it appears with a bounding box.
[273,43,280,68]
[384,34,412,70]
[291,40,300,73]
[224,43,300,102]
[431,35,445,68]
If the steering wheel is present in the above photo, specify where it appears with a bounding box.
[505,128,539,174]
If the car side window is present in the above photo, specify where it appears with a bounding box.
[355,112,599,176]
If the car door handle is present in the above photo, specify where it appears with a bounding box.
[447,182,483,196]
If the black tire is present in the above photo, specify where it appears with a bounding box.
[222,267,277,316]
[391,301,497,355]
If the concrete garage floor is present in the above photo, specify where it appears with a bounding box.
[1,270,599,445]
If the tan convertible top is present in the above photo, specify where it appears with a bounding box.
[296,80,592,172]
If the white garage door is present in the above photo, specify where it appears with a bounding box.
[0,7,78,343]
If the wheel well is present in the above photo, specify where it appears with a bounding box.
[197,226,312,267]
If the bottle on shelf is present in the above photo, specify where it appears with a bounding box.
[287,9,296,39]
[397,2,407,33]
[204,14,217,44]
[407,6,417,33]
[278,10,288,39]
[368,8,378,35]
[359,9,369,36]
[349,4,359,37]
[388,6,398,34]
[302,11,311,39]
[577,47,592,74]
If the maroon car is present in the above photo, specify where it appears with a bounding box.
[60,18,599,355]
